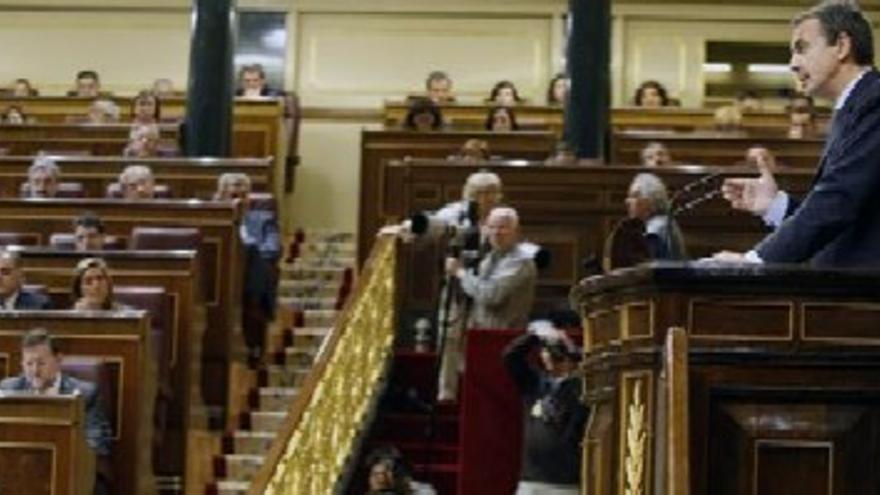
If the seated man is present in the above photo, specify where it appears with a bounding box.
[69,70,103,98]
[0,250,51,309]
[236,64,281,98]
[425,70,455,104]
[640,141,672,167]
[215,173,281,362]
[0,328,113,494]
[503,320,588,495]
[118,165,155,200]
[623,173,686,260]
[74,213,106,251]
[27,156,61,198]
[743,145,779,173]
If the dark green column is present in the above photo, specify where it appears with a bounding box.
[185,0,237,157]
[566,0,611,161]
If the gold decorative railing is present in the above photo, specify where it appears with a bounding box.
[247,237,397,494]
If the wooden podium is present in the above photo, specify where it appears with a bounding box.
[0,394,95,495]
[570,263,880,495]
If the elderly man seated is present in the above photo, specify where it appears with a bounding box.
[624,173,687,260]
[27,156,61,198]
[215,173,281,364]
[0,328,113,494]
[118,165,155,200]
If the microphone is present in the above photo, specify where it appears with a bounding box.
[672,188,722,216]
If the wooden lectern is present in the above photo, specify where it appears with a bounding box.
[0,394,95,495]
[570,263,880,495]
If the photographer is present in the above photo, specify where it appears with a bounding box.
[378,171,502,241]
[440,207,537,400]
[503,320,587,495]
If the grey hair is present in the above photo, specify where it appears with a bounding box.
[793,0,874,65]
[90,99,120,121]
[119,164,154,184]
[0,249,22,269]
[28,156,60,179]
[217,172,251,190]
[629,173,670,214]
[488,206,520,228]
[461,171,502,201]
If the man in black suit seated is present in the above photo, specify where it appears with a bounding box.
[0,328,113,494]
[236,63,282,98]
[718,1,880,267]
[0,250,50,310]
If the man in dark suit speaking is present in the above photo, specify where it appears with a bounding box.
[718,0,880,267]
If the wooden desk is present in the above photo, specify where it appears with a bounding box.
[0,198,243,410]
[359,130,557,262]
[382,160,816,312]
[0,155,273,199]
[383,102,831,134]
[15,248,200,485]
[383,101,565,133]
[0,395,95,495]
[612,130,826,168]
[572,264,880,495]
[0,96,284,161]
[0,311,155,495]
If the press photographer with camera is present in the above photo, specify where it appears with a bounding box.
[440,206,537,400]
[378,170,503,242]
[503,320,586,495]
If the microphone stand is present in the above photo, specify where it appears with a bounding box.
[666,172,723,260]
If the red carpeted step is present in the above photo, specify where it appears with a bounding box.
[373,412,459,443]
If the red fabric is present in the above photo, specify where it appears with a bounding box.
[459,329,524,495]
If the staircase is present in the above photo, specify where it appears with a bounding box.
[206,230,355,494]
[349,349,462,494]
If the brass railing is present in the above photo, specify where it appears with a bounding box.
[248,237,397,494]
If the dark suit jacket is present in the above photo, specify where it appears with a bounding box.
[0,374,113,456]
[235,87,283,97]
[11,289,51,310]
[756,69,880,267]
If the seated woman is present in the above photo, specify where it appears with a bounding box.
[633,80,670,107]
[130,90,161,125]
[70,257,128,310]
[11,78,37,97]
[403,98,444,132]
[546,73,570,105]
[484,106,519,132]
[487,80,523,107]
[623,173,686,260]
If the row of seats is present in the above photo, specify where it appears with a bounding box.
[0,225,200,250]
